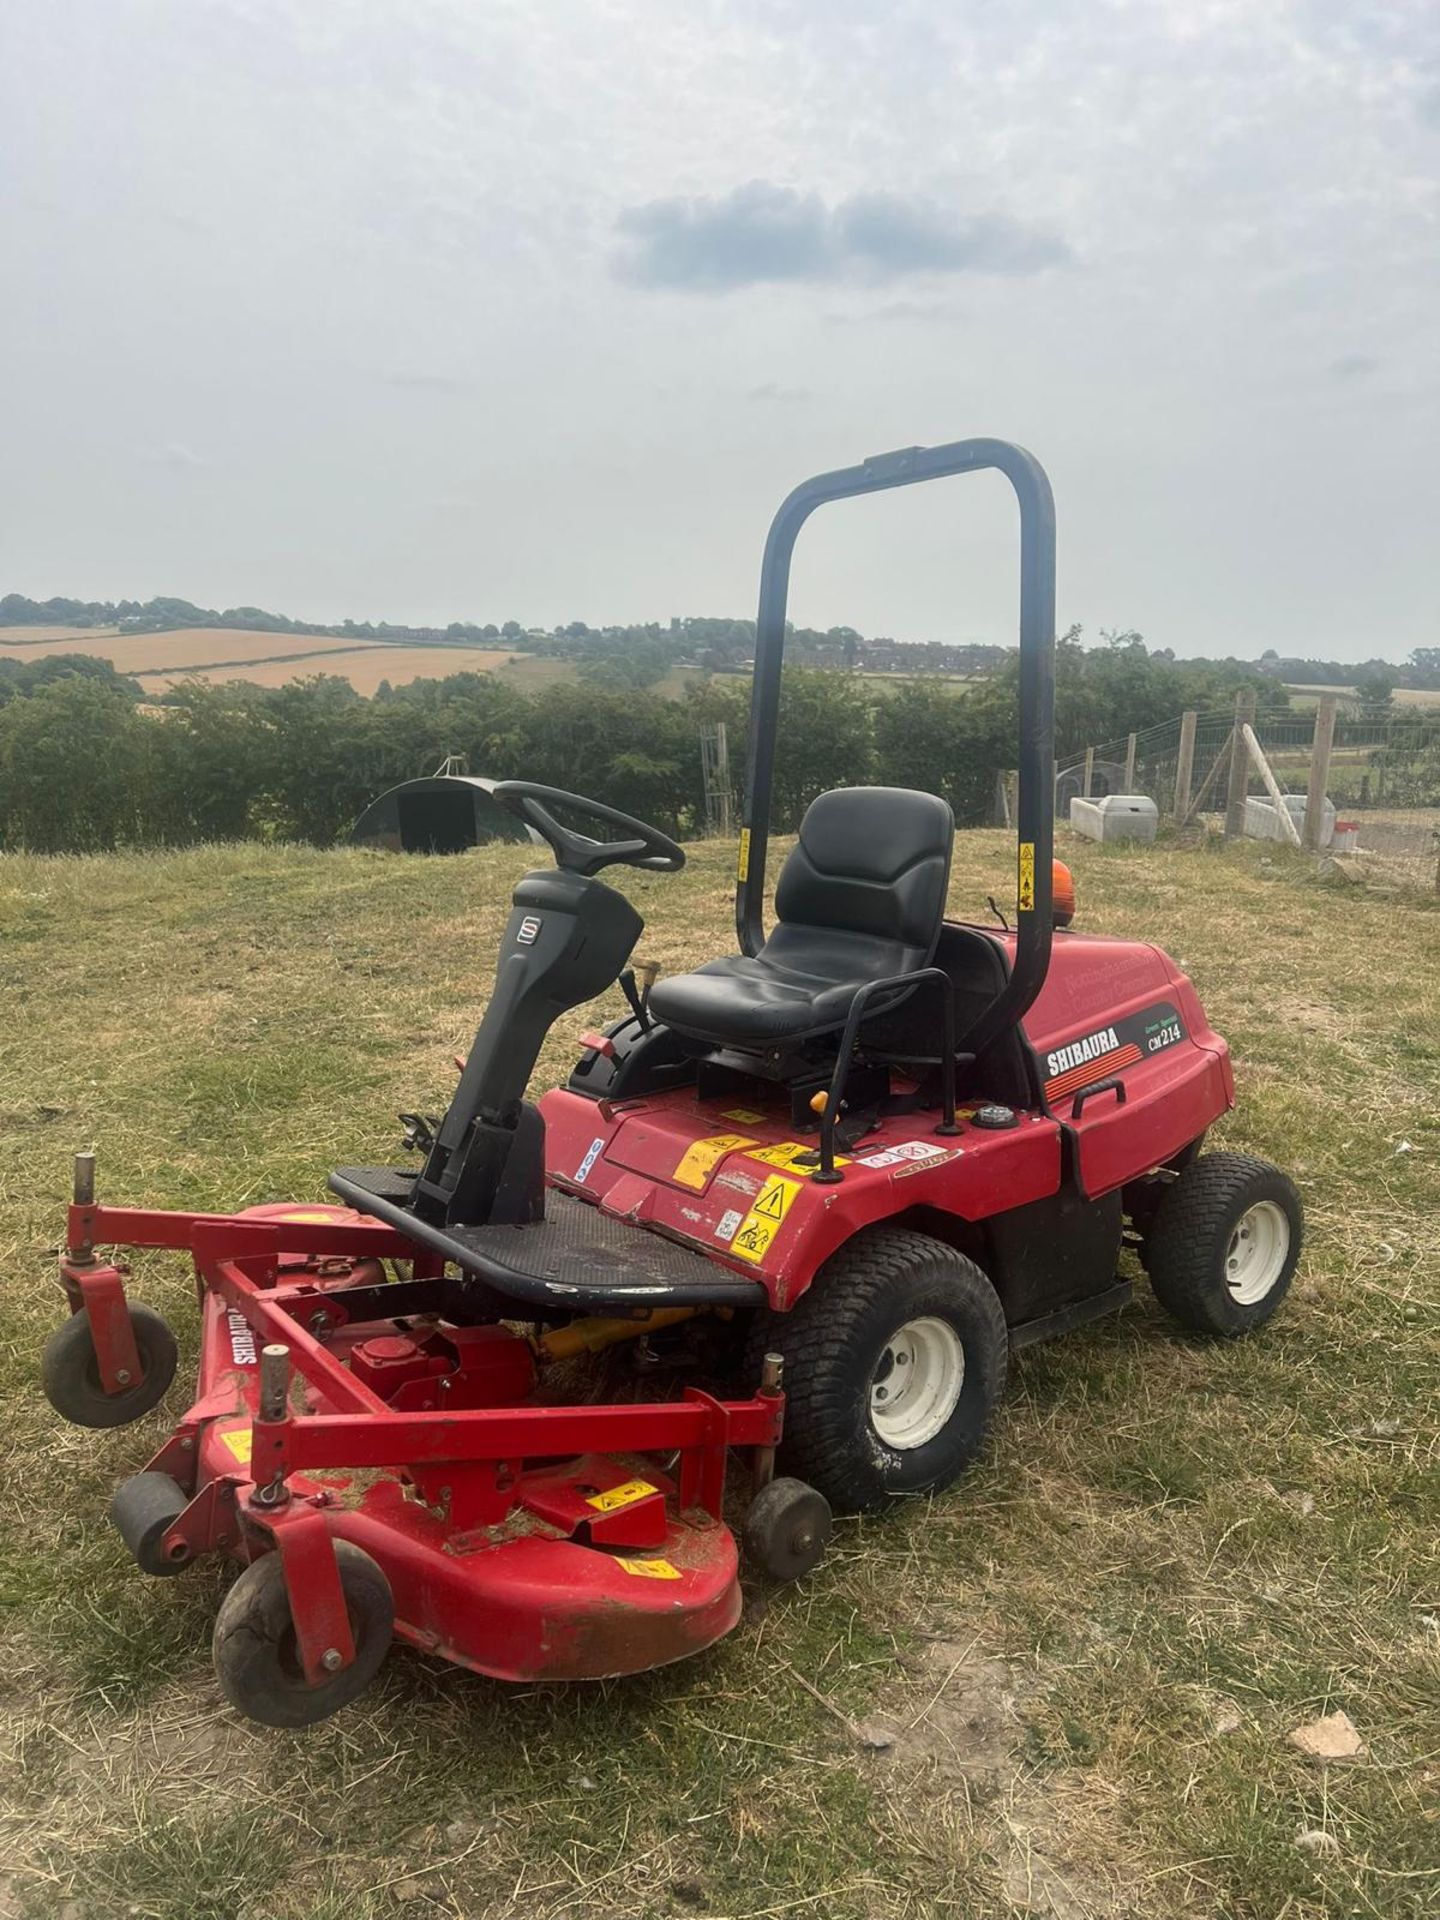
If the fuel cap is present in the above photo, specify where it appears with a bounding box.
[970,1104,1019,1130]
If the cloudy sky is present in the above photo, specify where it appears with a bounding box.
[3,1,1436,659]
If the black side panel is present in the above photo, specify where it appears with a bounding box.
[982,1183,1124,1327]
[567,1017,697,1102]
[862,923,1038,1110]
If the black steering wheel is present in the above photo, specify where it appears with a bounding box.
[491,781,686,878]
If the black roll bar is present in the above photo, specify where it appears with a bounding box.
[736,438,1056,1058]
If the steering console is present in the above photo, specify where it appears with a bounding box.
[492,781,686,878]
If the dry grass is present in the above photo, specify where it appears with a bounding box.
[1283,684,1440,711]
[0,628,528,696]
[0,628,358,673]
[0,831,1436,1919]
[136,644,522,694]
[0,627,123,647]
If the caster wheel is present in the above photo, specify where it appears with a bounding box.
[744,1476,832,1583]
[212,1542,394,1729]
[111,1471,190,1577]
[41,1303,178,1429]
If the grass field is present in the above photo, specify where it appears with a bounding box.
[0,832,1436,1919]
[134,644,525,696]
[0,628,527,696]
[1283,684,1440,711]
[2,625,968,703]
[0,627,703,701]
[0,626,124,647]
[0,628,357,673]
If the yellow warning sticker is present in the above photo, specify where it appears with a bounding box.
[673,1133,758,1190]
[275,1208,340,1223]
[737,828,751,881]
[616,1555,682,1580]
[722,1107,765,1125]
[1018,840,1036,913]
[730,1172,802,1264]
[586,1478,657,1514]
[220,1426,252,1462]
[746,1141,849,1174]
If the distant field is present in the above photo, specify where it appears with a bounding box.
[0,624,122,646]
[859,669,976,698]
[1,626,361,674]
[1284,682,1440,710]
[137,643,521,695]
[0,625,708,699]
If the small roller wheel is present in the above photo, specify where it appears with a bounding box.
[212,1542,393,1729]
[744,1477,832,1583]
[41,1303,178,1429]
[111,1471,191,1577]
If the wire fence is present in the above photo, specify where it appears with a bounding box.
[1053,697,1440,897]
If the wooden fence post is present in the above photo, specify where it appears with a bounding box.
[1302,696,1337,853]
[1180,734,1230,825]
[1123,732,1137,792]
[1082,746,1095,799]
[993,768,1011,827]
[1224,691,1256,840]
[1173,710,1197,820]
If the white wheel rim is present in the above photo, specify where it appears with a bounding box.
[869,1316,965,1450]
[1225,1200,1290,1305]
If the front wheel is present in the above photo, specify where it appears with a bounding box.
[41,1303,177,1429]
[212,1542,394,1729]
[746,1229,1008,1515]
[1146,1152,1303,1336]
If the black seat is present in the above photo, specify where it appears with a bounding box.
[649,786,954,1048]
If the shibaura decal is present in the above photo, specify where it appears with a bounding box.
[1044,1002,1185,1103]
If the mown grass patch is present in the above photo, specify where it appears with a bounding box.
[0,830,1436,1918]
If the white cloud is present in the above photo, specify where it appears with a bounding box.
[0,0,1436,656]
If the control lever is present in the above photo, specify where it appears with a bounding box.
[620,961,660,1033]
[399,1112,439,1154]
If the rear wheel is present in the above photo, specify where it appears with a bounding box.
[1146,1152,1302,1336]
[746,1229,1008,1514]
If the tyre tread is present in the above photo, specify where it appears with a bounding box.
[1147,1151,1302,1336]
[746,1227,1007,1513]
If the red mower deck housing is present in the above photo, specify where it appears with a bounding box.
[59,1199,783,1689]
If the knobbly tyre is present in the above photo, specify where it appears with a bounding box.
[42,438,1303,1727]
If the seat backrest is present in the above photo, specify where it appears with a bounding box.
[773,787,954,963]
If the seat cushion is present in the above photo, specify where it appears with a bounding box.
[648,786,955,1049]
[648,941,914,1048]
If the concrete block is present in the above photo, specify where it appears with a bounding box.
[1068,793,1159,844]
[1244,794,1335,847]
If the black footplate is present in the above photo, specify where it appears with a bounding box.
[329,1167,763,1312]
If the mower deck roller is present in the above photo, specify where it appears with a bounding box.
[42,438,1302,1726]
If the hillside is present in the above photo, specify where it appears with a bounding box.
[1,832,1435,1919]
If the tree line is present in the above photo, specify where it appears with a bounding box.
[0,629,1304,857]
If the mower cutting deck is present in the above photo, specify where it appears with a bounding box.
[42,437,1303,1727]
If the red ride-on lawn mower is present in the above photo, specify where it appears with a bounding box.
[43,438,1303,1728]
